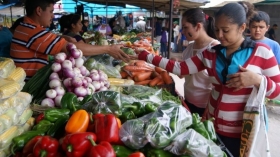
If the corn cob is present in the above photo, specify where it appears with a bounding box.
[0,82,21,99]
[0,57,16,78]
[0,115,12,131]
[18,108,33,125]
[6,67,26,83]
[0,126,19,149]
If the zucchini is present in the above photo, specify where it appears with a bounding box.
[47,115,68,137]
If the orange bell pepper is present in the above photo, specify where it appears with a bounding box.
[65,109,89,134]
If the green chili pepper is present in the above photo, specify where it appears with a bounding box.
[112,145,134,157]
[10,130,46,155]
[44,108,70,123]
[203,118,217,142]
[123,102,145,117]
[80,94,92,105]
[191,113,210,140]
[146,147,173,157]
[119,110,136,122]
[145,102,158,113]
[61,92,81,114]
[47,115,68,137]
[33,120,53,132]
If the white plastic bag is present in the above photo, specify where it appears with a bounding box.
[240,76,270,157]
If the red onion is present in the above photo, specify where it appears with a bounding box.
[82,79,88,87]
[41,98,55,107]
[55,53,66,63]
[99,86,108,91]
[85,70,90,76]
[99,81,104,88]
[55,86,65,95]
[89,72,100,81]
[90,69,98,74]
[63,78,72,87]
[79,66,87,76]
[63,69,75,78]
[87,84,95,94]
[74,86,88,97]
[54,95,63,107]
[70,48,82,59]
[66,43,76,51]
[46,89,57,99]
[68,56,76,67]
[62,60,73,69]
[103,80,110,88]
[49,72,60,80]
[99,73,107,82]
[75,58,84,68]
[72,77,83,87]
[84,77,92,83]
[66,87,73,92]
[73,67,81,76]
[51,62,61,72]
[49,79,61,89]
[92,81,101,90]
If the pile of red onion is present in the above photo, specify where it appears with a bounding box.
[41,43,110,107]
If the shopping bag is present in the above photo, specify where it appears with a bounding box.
[240,76,270,157]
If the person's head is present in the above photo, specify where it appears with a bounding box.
[82,20,89,27]
[173,21,178,26]
[138,16,144,21]
[101,17,107,26]
[162,27,166,31]
[273,24,278,30]
[214,2,256,47]
[249,11,270,40]
[182,8,216,41]
[25,0,55,28]
[60,14,82,33]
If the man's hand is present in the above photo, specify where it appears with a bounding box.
[107,45,130,62]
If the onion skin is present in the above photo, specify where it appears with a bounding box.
[41,98,55,107]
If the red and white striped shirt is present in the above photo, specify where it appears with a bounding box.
[139,40,280,138]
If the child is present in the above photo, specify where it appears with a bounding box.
[160,27,168,57]
[249,11,280,67]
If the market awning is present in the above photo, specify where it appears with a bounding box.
[0,6,24,16]
[201,0,264,8]
[0,3,15,10]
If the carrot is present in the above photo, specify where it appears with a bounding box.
[130,71,145,77]
[134,61,153,70]
[123,65,153,72]
[161,71,174,84]
[151,71,160,79]
[156,80,165,85]
[134,72,152,82]
[120,71,128,79]
[149,76,162,87]
[135,79,152,85]
[155,67,166,74]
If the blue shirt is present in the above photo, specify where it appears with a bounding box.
[0,27,12,58]
[255,37,280,64]
[180,29,186,40]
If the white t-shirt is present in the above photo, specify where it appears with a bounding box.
[182,40,219,108]
[136,20,146,32]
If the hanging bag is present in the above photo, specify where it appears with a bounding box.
[240,76,270,157]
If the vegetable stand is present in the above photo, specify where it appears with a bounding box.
[1,43,227,157]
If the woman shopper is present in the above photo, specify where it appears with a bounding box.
[134,2,280,156]
[180,8,219,116]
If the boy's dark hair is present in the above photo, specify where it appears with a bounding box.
[25,0,55,16]
[249,11,270,26]
[273,24,278,27]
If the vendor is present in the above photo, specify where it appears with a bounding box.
[96,18,112,37]
[0,24,13,57]
[60,14,92,43]
[10,0,130,81]
[136,16,146,32]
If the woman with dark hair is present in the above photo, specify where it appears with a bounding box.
[179,8,219,116]
[135,2,280,156]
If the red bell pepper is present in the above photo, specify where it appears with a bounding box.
[22,136,43,157]
[36,113,45,124]
[33,136,59,157]
[86,138,116,157]
[86,113,95,132]
[94,114,119,143]
[128,152,145,157]
[61,132,97,157]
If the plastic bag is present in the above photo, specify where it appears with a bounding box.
[164,129,226,157]
[119,118,149,149]
[145,102,192,148]
[84,57,121,78]
[82,91,122,117]
[122,85,162,104]
[0,79,24,100]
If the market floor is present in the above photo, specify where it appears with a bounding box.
[169,52,280,157]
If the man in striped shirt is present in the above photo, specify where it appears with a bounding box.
[10,0,129,80]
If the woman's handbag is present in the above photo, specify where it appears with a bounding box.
[240,76,271,157]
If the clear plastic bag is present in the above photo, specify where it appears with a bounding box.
[122,85,163,104]
[82,91,122,116]
[84,57,121,78]
[145,102,192,148]
[0,57,16,79]
[0,79,24,100]
[164,129,226,157]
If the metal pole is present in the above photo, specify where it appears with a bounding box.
[167,0,173,59]
[106,0,108,24]
[10,6,13,26]
[151,0,155,45]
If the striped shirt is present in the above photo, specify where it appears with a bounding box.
[139,38,280,138]
[10,16,67,80]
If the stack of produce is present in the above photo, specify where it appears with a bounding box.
[0,58,34,157]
